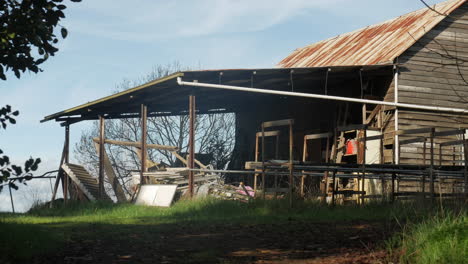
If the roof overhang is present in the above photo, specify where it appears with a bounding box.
[41,65,394,126]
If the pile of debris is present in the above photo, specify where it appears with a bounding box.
[131,168,254,204]
[197,182,254,202]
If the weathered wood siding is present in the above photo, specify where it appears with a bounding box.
[396,4,468,165]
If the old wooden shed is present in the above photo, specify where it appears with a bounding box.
[42,0,468,203]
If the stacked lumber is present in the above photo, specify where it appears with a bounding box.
[62,163,112,201]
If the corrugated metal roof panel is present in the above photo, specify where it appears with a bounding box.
[278,0,466,68]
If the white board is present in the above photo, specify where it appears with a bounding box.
[134,185,178,207]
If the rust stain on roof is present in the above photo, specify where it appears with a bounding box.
[278,0,466,68]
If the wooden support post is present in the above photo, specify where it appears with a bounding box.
[379,129,385,202]
[289,120,294,208]
[8,182,15,213]
[463,134,468,198]
[301,136,307,198]
[275,134,279,198]
[63,125,70,203]
[50,127,69,207]
[261,123,266,200]
[254,134,259,196]
[329,128,339,203]
[324,135,330,202]
[422,140,427,196]
[98,115,105,199]
[331,169,337,206]
[188,95,196,198]
[140,104,148,185]
[391,139,396,203]
[429,128,435,200]
[361,128,367,204]
[439,144,442,166]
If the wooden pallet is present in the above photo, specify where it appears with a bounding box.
[61,163,112,201]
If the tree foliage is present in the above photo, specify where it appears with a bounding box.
[0,105,41,191]
[1,0,80,191]
[0,0,81,80]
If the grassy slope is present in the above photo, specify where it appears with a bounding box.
[396,213,467,264]
[0,198,465,263]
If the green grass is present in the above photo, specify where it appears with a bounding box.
[0,198,465,263]
[391,211,468,264]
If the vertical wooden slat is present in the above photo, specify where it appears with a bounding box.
[261,123,266,200]
[140,104,148,185]
[301,136,307,198]
[379,129,385,202]
[422,140,427,195]
[463,134,467,198]
[98,115,105,199]
[63,125,70,203]
[188,95,196,198]
[50,142,67,207]
[323,135,330,202]
[429,128,435,200]
[391,138,396,203]
[254,134,259,196]
[361,128,367,204]
[274,134,279,198]
[439,144,442,166]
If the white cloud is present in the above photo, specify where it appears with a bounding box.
[67,0,345,42]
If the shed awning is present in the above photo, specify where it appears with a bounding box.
[41,65,393,125]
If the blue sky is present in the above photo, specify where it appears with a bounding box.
[0,0,442,211]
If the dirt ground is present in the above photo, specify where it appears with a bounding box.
[42,220,395,264]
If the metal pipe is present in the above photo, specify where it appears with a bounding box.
[177,77,468,114]
[394,70,400,165]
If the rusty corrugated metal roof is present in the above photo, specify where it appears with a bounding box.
[278,0,466,68]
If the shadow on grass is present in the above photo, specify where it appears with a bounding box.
[1,198,465,263]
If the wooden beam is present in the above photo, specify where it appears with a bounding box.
[93,142,127,202]
[434,129,466,137]
[170,151,207,169]
[92,138,177,151]
[255,130,280,137]
[365,105,382,125]
[394,127,433,136]
[63,125,70,203]
[304,132,332,140]
[399,137,427,145]
[98,115,105,199]
[263,119,294,128]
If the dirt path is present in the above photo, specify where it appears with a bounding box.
[43,220,394,264]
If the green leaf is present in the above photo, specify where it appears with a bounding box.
[61,28,68,38]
